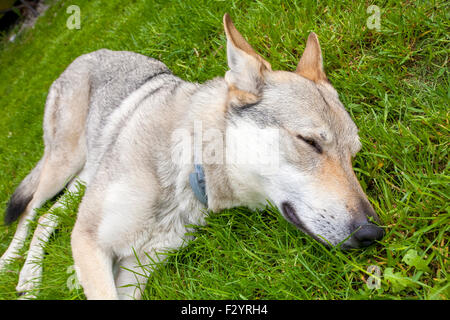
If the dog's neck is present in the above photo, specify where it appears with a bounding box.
[183,77,267,212]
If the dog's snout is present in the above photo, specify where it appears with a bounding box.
[351,223,384,248]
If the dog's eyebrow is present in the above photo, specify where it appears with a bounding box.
[315,86,362,155]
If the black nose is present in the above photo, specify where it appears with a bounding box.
[352,223,385,248]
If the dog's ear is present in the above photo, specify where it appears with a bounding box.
[295,32,327,82]
[223,13,271,105]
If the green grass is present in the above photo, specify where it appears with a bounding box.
[0,0,448,300]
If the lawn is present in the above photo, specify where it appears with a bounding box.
[0,0,448,300]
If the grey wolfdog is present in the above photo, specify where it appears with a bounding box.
[0,14,384,299]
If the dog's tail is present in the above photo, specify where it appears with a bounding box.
[4,159,44,225]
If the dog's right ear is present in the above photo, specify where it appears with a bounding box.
[223,13,271,106]
[295,32,327,82]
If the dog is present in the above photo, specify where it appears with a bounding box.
[0,13,384,299]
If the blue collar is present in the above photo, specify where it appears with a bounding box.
[189,164,208,206]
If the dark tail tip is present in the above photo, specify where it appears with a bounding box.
[4,192,33,225]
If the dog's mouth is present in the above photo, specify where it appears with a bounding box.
[281,201,321,243]
[281,202,303,229]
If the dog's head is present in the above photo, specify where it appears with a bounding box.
[222,14,384,249]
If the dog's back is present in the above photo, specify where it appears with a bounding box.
[4,49,171,225]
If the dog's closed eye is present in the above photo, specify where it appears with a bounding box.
[296,134,323,154]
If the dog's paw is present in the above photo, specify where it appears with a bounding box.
[16,263,42,299]
[17,291,38,300]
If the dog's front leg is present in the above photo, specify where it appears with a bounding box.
[71,221,118,300]
[114,254,151,300]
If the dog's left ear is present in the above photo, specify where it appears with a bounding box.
[295,32,327,82]
[223,13,271,105]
